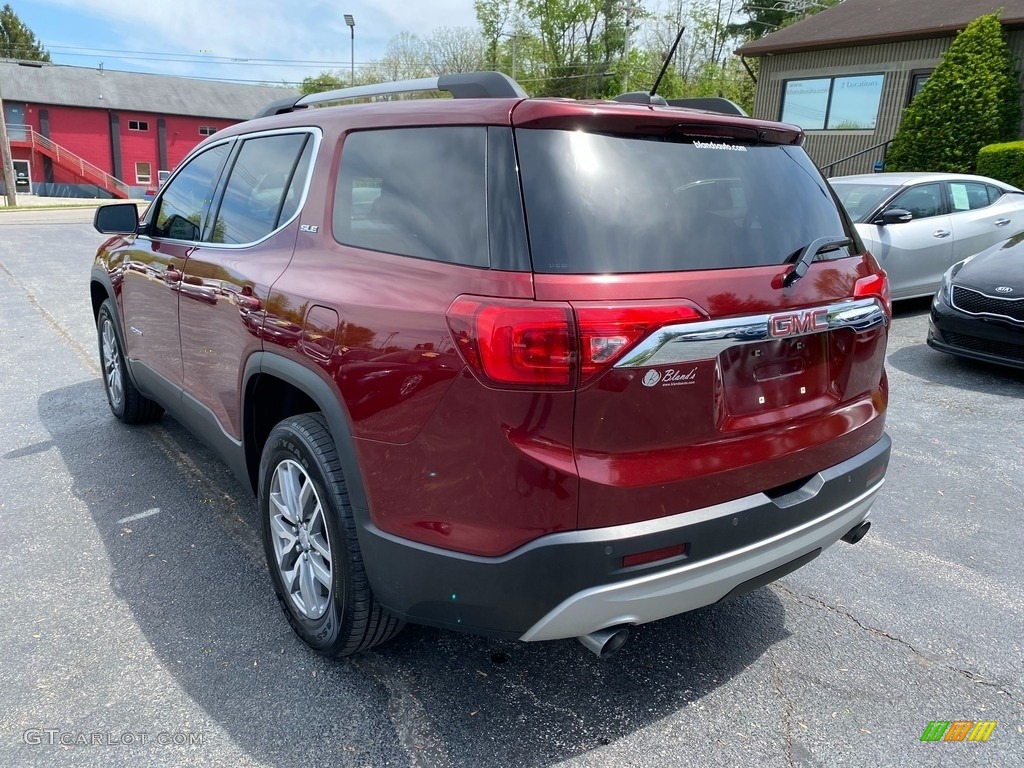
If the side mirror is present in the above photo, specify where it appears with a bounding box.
[873,208,913,226]
[94,203,140,234]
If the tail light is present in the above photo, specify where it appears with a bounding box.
[447,296,702,390]
[854,270,891,317]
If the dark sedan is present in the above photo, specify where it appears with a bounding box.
[928,231,1024,370]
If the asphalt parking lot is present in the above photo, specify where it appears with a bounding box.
[0,207,1021,768]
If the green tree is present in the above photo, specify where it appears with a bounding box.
[728,0,842,43]
[518,0,628,98]
[887,13,1021,174]
[300,72,347,95]
[0,3,50,61]
[426,27,486,75]
[474,0,515,69]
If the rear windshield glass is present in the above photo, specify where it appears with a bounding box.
[830,182,899,222]
[516,129,851,274]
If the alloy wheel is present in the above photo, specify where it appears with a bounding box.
[100,318,123,409]
[268,459,333,619]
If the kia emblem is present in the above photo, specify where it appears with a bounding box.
[995,286,1014,294]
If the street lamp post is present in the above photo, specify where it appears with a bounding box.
[344,14,355,86]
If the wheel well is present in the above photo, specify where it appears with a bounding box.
[91,281,109,320]
[244,373,320,493]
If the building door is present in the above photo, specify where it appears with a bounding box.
[12,160,31,193]
[3,104,26,140]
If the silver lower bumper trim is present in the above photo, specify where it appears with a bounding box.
[519,481,882,642]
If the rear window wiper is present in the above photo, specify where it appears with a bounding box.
[781,236,852,288]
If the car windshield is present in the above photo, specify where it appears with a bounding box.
[830,182,900,222]
[515,129,851,274]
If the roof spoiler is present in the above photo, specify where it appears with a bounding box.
[665,97,748,116]
[253,71,528,118]
[610,92,748,116]
[613,91,669,106]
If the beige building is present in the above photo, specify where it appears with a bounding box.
[736,0,1024,176]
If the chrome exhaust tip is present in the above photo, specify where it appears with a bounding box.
[842,520,871,545]
[578,626,631,658]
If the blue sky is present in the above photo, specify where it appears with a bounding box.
[16,0,483,86]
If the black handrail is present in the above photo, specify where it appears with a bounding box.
[821,139,893,177]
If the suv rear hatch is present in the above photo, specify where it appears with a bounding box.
[511,100,890,529]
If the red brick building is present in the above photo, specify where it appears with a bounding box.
[1,61,298,198]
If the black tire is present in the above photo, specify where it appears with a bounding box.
[96,299,164,424]
[259,413,403,656]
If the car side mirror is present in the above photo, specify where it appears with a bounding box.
[94,203,140,234]
[873,208,913,226]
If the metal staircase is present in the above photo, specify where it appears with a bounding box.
[6,125,130,198]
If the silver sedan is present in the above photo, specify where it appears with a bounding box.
[829,172,1024,300]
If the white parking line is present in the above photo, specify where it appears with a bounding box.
[117,508,161,524]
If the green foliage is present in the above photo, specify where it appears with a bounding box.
[474,0,514,69]
[514,0,629,98]
[300,72,347,95]
[887,14,1021,174]
[0,3,50,61]
[976,140,1024,189]
[729,0,842,43]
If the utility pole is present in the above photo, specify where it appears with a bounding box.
[0,85,18,208]
[512,33,517,82]
[622,1,635,92]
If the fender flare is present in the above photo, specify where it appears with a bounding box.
[242,352,370,514]
[90,268,145,392]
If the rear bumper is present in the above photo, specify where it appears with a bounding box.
[521,478,877,641]
[356,434,890,641]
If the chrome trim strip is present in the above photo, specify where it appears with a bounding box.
[615,298,887,368]
[951,285,1024,324]
[141,128,322,251]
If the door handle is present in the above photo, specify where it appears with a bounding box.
[994,218,1011,227]
[932,230,951,238]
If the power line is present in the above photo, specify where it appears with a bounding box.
[4,42,371,68]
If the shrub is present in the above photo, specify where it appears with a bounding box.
[977,140,1024,189]
[886,14,1021,174]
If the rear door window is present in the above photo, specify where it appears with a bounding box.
[947,181,993,213]
[208,132,312,245]
[515,129,851,274]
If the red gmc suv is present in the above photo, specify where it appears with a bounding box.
[90,72,891,658]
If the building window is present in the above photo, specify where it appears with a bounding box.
[780,74,884,131]
[908,71,931,105]
[128,120,150,131]
[199,126,217,136]
[136,162,152,185]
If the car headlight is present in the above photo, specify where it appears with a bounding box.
[938,256,976,304]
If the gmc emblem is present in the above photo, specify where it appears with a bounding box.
[769,308,828,338]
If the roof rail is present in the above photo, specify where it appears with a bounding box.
[253,71,528,118]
